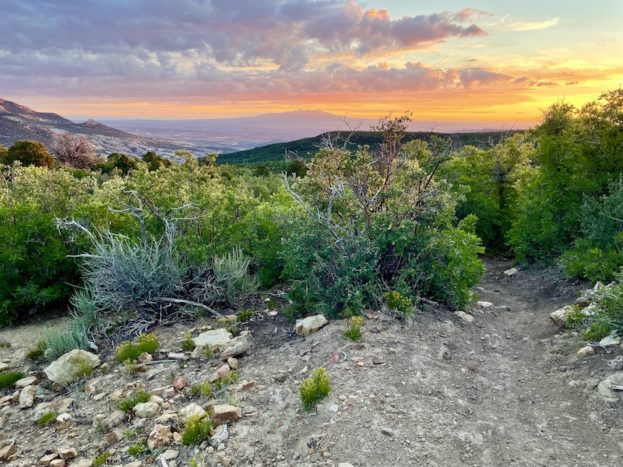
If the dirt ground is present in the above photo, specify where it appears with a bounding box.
[1,258,622,466]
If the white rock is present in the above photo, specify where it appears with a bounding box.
[455,311,475,323]
[209,423,229,447]
[221,331,252,358]
[133,402,161,418]
[295,314,328,336]
[577,345,595,358]
[599,332,621,347]
[19,385,37,408]
[178,403,206,422]
[148,424,172,449]
[597,371,623,404]
[504,268,518,276]
[549,305,572,326]
[159,449,179,461]
[44,349,100,386]
[14,375,37,388]
[193,328,232,349]
[476,301,494,309]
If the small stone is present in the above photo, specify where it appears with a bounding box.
[56,412,73,429]
[238,380,256,391]
[216,364,231,379]
[503,268,518,276]
[138,352,153,363]
[338,463,354,467]
[148,424,172,449]
[209,404,242,425]
[221,331,252,359]
[179,403,206,422]
[372,355,386,365]
[39,452,59,465]
[168,352,186,360]
[102,410,126,429]
[455,311,475,323]
[549,306,572,326]
[327,404,339,413]
[476,301,494,309]
[73,460,93,467]
[381,427,396,437]
[93,392,107,401]
[19,385,37,408]
[0,443,16,462]
[577,345,595,358]
[50,460,65,467]
[295,314,328,336]
[160,449,179,461]
[15,375,37,388]
[227,357,239,370]
[44,349,100,386]
[58,447,78,460]
[209,423,229,447]
[215,452,231,466]
[193,329,232,349]
[597,371,623,404]
[105,430,123,446]
[171,376,188,391]
[133,402,161,418]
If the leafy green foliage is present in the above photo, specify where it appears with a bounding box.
[37,411,57,427]
[127,442,147,457]
[115,334,160,363]
[118,388,151,412]
[343,316,364,341]
[300,368,331,411]
[384,291,414,317]
[93,451,113,466]
[213,370,239,390]
[5,140,53,168]
[189,380,213,398]
[181,332,196,352]
[181,415,212,446]
[143,151,171,171]
[0,371,25,389]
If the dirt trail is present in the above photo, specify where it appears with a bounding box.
[231,259,623,466]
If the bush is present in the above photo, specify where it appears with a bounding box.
[127,443,147,457]
[384,291,414,317]
[189,381,213,398]
[181,333,196,352]
[300,368,331,411]
[37,411,57,427]
[0,371,25,389]
[115,334,160,363]
[93,451,113,467]
[343,316,363,341]
[118,388,151,412]
[5,140,53,168]
[182,415,212,446]
[213,370,239,390]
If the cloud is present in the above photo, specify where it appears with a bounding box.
[500,16,561,32]
[0,0,486,71]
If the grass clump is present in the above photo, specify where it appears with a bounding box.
[181,333,196,352]
[115,333,159,363]
[189,380,213,398]
[384,290,415,317]
[583,322,611,342]
[564,305,587,330]
[37,411,57,427]
[127,442,147,457]
[300,368,331,411]
[0,371,25,389]
[26,341,46,360]
[213,370,239,390]
[93,451,113,466]
[236,309,253,322]
[181,415,212,446]
[344,316,364,341]
[118,389,151,412]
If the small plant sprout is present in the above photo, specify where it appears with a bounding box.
[384,290,415,317]
[344,316,364,341]
[37,411,57,427]
[181,332,196,352]
[115,333,160,363]
[189,380,213,398]
[300,368,331,411]
[181,415,212,446]
[118,388,151,412]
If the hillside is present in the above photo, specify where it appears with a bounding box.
[0,98,195,157]
[220,130,520,164]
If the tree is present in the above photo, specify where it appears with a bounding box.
[143,151,171,171]
[0,146,7,164]
[99,153,141,175]
[5,141,53,168]
[54,133,98,169]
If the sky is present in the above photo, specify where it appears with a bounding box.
[1,0,622,127]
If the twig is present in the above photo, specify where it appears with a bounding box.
[157,297,223,317]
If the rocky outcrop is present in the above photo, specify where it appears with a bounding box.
[44,350,100,386]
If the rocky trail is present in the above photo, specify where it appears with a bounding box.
[1,258,622,466]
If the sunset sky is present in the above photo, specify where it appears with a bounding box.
[1,0,622,127]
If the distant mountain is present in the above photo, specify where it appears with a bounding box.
[219,130,521,164]
[0,98,200,156]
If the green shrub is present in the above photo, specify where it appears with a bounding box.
[26,341,47,360]
[115,334,160,363]
[583,322,610,342]
[300,368,331,411]
[594,281,623,335]
[344,316,364,341]
[181,333,196,352]
[189,381,213,398]
[127,442,147,457]
[5,140,53,168]
[118,389,151,412]
[236,309,253,322]
[563,305,587,330]
[213,370,239,390]
[182,415,212,446]
[93,451,113,466]
[37,411,57,427]
[0,371,25,389]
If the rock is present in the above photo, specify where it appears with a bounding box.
[73,460,93,467]
[193,329,232,349]
[607,356,623,370]
[179,403,206,422]
[58,447,78,460]
[19,385,37,408]
[14,376,37,388]
[50,460,64,467]
[39,452,59,465]
[133,402,161,418]
[44,349,100,386]
[216,364,231,379]
[338,464,354,467]
[295,314,328,336]
[168,352,187,360]
[159,449,179,461]
[105,430,123,445]
[209,423,229,447]
[597,371,623,404]
[0,443,16,462]
[238,380,256,391]
[102,410,126,429]
[227,357,239,370]
[455,311,474,323]
[123,462,143,467]
[148,424,172,449]
[549,306,572,326]
[221,331,252,358]
[215,452,232,466]
[0,363,11,372]
[171,376,188,391]
[327,403,339,413]
[56,412,72,429]
[504,267,518,276]
[599,332,621,347]
[476,301,494,309]
[209,404,242,425]
[577,346,595,358]
[380,427,396,437]
[138,352,153,363]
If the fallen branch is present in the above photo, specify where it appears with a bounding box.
[157,297,223,317]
